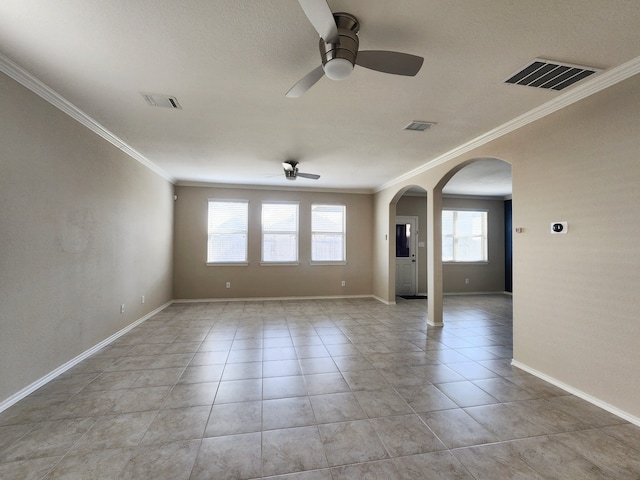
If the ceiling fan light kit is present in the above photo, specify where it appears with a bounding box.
[320,12,359,81]
[323,58,353,80]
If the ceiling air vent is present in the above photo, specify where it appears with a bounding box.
[404,121,436,132]
[141,93,182,109]
[505,59,601,91]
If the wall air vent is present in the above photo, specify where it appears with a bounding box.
[505,59,601,91]
[404,121,436,132]
[141,93,182,109]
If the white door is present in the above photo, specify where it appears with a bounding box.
[395,216,418,296]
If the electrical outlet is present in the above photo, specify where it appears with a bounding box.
[465,278,470,284]
[141,295,145,304]
[341,281,346,287]
[226,282,231,289]
[120,304,125,314]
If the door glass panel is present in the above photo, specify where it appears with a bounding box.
[396,223,411,257]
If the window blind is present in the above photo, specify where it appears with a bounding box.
[262,203,298,262]
[312,204,346,262]
[207,200,248,263]
[442,210,487,262]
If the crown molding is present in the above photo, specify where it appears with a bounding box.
[0,53,175,184]
[4,48,638,192]
[175,180,373,195]
[375,55,640,193]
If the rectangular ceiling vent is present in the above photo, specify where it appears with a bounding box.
[505,59,601,91]
[404,121,436,132]
[141,93,182,109]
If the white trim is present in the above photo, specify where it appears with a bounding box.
[3,49,639,193]
[443,262,490,265]
[443,291,508,296]
[259,262,300,266]
[173,294,379,303]
[0,53,175,184]
[310,261,348,266]
[206,262,249,267]
[372,295,395,305]
[375,55,640,193]
[177,181,373,195]
[511,360,640,427]
[0,301,173,414]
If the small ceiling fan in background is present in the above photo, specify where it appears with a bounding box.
[282,160,320,180]
[286,0,425,97]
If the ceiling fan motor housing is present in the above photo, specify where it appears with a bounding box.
[284,160,298,180]
[319,13,359,80]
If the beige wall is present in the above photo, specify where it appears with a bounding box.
[374,74,640,419]
[0,73,174,403]
[173,185,373,299]
[2,63,639,424]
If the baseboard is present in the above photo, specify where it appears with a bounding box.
[511,360,640,427]
[444,291,509,296]
[0,301,173,414]
[173,294,379,304]
[372,295,395,305]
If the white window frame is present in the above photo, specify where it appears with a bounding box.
[207,199,249,265]
[261,201,299,265]
[311,204,347,265]
[442,209,488,263]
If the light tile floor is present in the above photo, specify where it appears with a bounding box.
[1,295,639,479]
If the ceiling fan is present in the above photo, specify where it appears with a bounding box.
[282,160,320,180]
[286,0,424,98]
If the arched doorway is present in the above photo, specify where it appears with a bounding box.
[384,158,511,327]
[388,185,428,304]
[434,157,513,325]
[438,158,512,295]
[394,186,428,298]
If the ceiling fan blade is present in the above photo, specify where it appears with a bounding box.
[297,0,339,43]
[285,65,325,98]
[296,172,320,180]
[356,50,424,76]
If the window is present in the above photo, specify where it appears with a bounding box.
[207,200,248,264]
[312,204,346,262]
[262,202,298,263]
[442,210,487,262]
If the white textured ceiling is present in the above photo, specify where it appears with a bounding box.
[1,1,640,195]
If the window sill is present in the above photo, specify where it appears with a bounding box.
[443,261,489,265]
[260,262,300,266]
[206,262,249,267]
[310,261,347,266]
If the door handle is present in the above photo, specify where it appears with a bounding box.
[412,260,416,263]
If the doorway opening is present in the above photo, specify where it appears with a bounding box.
[395,216,419,297]
[439,158,512,297]
[393,186,428,300]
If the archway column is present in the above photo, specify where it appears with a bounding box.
[427,187,444,326]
